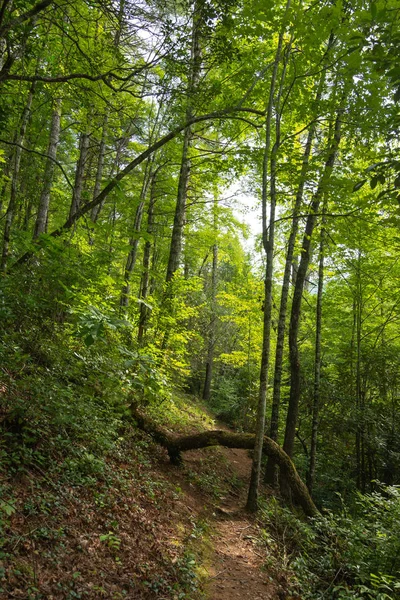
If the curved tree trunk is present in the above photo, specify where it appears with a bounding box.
[130,406,318,518]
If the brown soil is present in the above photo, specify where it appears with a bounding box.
[3,423,281,599]
[206,449,277,600]
[178,446,278,600]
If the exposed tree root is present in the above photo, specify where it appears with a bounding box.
[131,407,318,518]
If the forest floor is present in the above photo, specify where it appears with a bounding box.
[180,446,279,600]
[1,396,289,599]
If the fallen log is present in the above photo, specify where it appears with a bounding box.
[131,408,318,518]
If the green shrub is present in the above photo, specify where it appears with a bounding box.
[260,486,400,599]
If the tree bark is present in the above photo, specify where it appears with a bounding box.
[202,191,218,401]
[33,97,61,238]
[355,249,364,491]
[307,207,326,494]
[247,0,291,513]
[202,241,218,400]
[0,145,13,215]
[137,171,158,343]
[165,0,202,283]
[130,407,318,518]
[265,69,326,486]
[68,131,90,221]
[90,114,108,223]
[281,97,344,491]
[120,162,152,308]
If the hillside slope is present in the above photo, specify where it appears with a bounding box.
[1,394,287,599]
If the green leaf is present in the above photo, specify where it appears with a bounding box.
[0,501,16,516]
[353,179,367,192]
[377,173,386,184]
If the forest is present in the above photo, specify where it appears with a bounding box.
[1,0,400,598]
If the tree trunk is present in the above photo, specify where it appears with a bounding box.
[33,97,62,238]
[0,145,13,215]
[138,166,161,342]
[281,98,344,497]
[1,82,35,271]
[355,249,364,491]
[247,0,291,512]
[165,0,201,283]
[202,191,219,401]
[202,241,218,401]
[90,114,108,223]
[307,208,326,494]
[120,162,152,308]
[130,406,318,518]
[68,131,90,221]
[265,34,335,486]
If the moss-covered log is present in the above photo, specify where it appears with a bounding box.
[131,408,318,518]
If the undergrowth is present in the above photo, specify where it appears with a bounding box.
[258,488,400,600]
[0,305,209,599]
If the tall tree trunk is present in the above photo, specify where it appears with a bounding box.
[307,207,326,494]
[202,194,218,401]
[202,242,218,401]
[281,98,344,499]
[120,94,165,307]
[90,114,108,223]
[246,0,291,512]
[165,0,201,283]
[90,0,124,226]
[355,249,365,491]
[33,97,62,238]
[120,162,152,308]
[0,145,14,215]
[264,75,326,486]
[166,127,192,282]
[265,33,335,486]
[1,82,35,271]
[68,131,90,221]
[138,168,159,343]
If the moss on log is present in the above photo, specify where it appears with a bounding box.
[131,407,318,518]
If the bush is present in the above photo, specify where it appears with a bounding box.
[260,486,400,599]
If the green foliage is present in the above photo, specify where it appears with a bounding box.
[0,0,400,596]
[73,305,132,347]
[260,486,400,599]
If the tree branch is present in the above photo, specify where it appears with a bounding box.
[2,65,153,85]
[0,138,73,188]
[0,0,53,38]
[12,105,264,265]
[131,406,318,517]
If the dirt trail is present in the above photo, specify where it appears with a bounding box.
[178,445,278,600]
[205,448,277,600]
